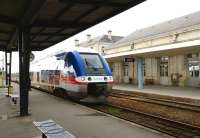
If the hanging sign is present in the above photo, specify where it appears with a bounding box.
[124,57,134,62]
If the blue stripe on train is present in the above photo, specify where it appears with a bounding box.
[99,54,112,76]
[67,50,112,77]
[67,51,86,77]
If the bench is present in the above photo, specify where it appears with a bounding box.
[33,120,76,138]
[9,94,19,105]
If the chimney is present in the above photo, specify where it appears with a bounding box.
[75,39,79,47]
[108,30,112,40]
[87,34,91,42]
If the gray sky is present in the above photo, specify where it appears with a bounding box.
[1,0,200,72]
[40,0,200,56]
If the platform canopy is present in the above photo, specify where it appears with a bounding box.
[0,0,145,51]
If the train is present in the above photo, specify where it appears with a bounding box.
[28,47,113,103]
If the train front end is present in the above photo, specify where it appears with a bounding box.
[66,51,113,103]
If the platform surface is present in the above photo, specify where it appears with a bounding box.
[113,84,200,100]
[0,84,171,138]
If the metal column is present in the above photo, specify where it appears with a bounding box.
[137,58,144,89]
[5,51,12,87]
[18,26,31,116]
[5,52,7,86]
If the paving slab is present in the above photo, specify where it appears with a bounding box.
[0,84,172,138]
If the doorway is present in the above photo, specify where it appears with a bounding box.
[187,62,200,87]
[159,56,169,85]
[186,53,200,87]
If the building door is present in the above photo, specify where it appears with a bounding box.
[160,56,169,85]
[187,53,200,87]
[123,64,129,83]
[187,63,199,87]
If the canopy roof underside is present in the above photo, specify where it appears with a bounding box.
[0,0,145,51]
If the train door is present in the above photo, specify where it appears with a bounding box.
[159,56,169,85]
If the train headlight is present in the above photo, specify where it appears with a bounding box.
[81,77,85,81]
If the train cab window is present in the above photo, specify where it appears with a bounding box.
[80,53,105,75]
[80,53,103,69]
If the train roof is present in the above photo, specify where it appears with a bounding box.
[54,47,99,58]
[30,47,101,72]
[31,47,99,64]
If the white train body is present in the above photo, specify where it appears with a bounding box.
[29,47,113,103]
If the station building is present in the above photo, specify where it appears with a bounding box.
[76,30,123,54]
[104,11,200,88]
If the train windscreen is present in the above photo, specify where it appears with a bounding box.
[80,53,106,75]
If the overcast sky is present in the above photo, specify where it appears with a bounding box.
[38,0,200,57]
[1,0,200,72]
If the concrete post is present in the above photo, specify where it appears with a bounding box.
[137,58,144,89]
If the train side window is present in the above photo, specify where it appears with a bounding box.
[64,57,69,67]
[64,56,72,67]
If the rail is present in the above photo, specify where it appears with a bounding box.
[110,91,200,112]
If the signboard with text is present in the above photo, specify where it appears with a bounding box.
[124,57,135,62]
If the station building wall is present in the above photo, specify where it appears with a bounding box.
[110,53,200,87]
[144,58,159,84]
[106,27,200,87]
[112,62,123,83]
[105,27,200,55]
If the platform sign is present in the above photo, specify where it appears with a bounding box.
[124,57,134,62]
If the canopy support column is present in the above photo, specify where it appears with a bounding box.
[18,26,31,116]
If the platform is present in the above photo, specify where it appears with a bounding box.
[113,84,200,100]
[0,84,171,138]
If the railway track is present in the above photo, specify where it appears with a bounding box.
[89,103,200,138]
[110,91,200,112]
[103,91,200,138]
[31,85,200,138]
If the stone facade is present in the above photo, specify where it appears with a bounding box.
[104,11,200,87]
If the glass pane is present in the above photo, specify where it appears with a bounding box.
[188,64,200,77]
[194,70,199,77]
[160,56,169,77]
[80,53,103,69]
